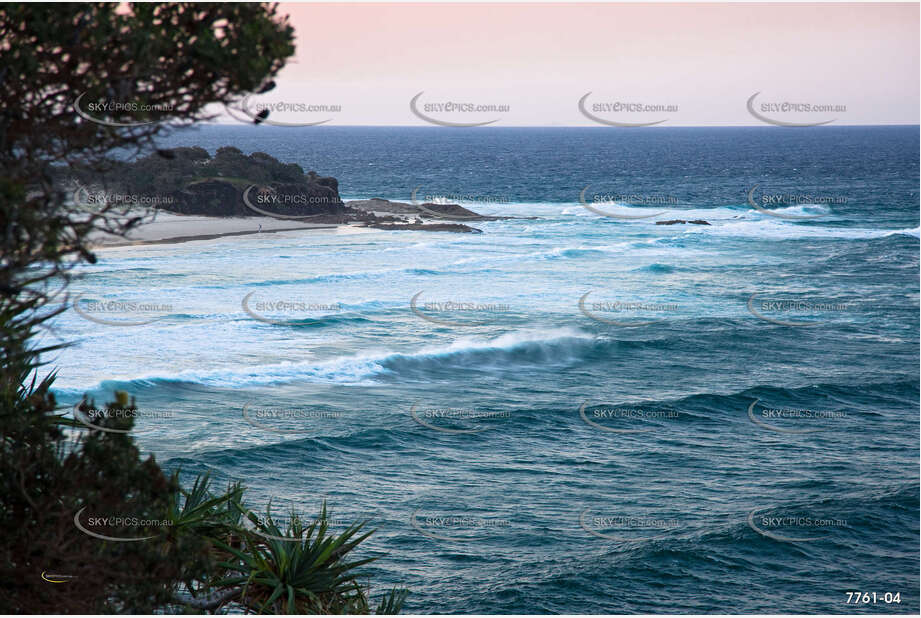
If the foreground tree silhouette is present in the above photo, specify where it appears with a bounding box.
[0,4,405,613]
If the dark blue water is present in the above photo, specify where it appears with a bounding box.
[56,126,919,613]
[158,125,918,224]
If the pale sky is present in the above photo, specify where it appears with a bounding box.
[221,2,920,126]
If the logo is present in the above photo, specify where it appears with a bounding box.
[242,401,341,435]
[747,399,844,435]
[747,507,845,542]
[241,291,342,326]
[72,294,169,327]
[410,403,508,434]
[41,571,76,583]
[229,94,336,127]
[578,185,670,220]
[239,503,376,542]
[409,506,510,542]
[70,182,173,214]
[409,92,504,127]
[72,402,170,434]
[747,293,853,327]
[73,91,172,128]
[410,186,490,220]
[239,511,306,543]
[410,291,510,328]
[579,401,679,434]
[579,291,675,327]
[746,185,829,220]
[746,92,841,127]
[242,185,328,220]
[73,507,162,542]
[578,92,673,127]
[579,507,680,541]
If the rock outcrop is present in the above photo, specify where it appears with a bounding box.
[366,222,482,233]
[656,219,711,226]
[346,198,527,221]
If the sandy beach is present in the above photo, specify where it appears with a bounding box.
[88,212,339,248]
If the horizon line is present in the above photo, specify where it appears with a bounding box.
[199,122,921,129]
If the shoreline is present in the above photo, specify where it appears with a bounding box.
[96,224,340,248]
[88,213,342,249]
[88,207,488,249]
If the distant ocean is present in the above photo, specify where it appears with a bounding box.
[50,126,919,613]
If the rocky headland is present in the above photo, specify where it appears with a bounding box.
[64,147,489,233]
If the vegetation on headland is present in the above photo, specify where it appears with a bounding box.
[64,146,347,219]
[0,3,406,613]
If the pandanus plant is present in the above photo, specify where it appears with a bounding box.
[211,501,407,614]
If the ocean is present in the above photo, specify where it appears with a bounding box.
[50,125,919,613]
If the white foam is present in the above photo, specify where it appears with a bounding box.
[59,327,596,390]
[688,220,919,240]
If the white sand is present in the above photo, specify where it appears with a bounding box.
[88,212,339,248]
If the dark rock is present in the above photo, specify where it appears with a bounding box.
[165,178,343,218]
[655,219,711,226]
[346,197,529,221]
[168,179,243,216]
[416,202,494,220]
[346,198,422,215]
[65,146,346,219]
[170,146,211,161]
[365,222,482,233]
[215,145,243,158]
[314,175,338,193]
